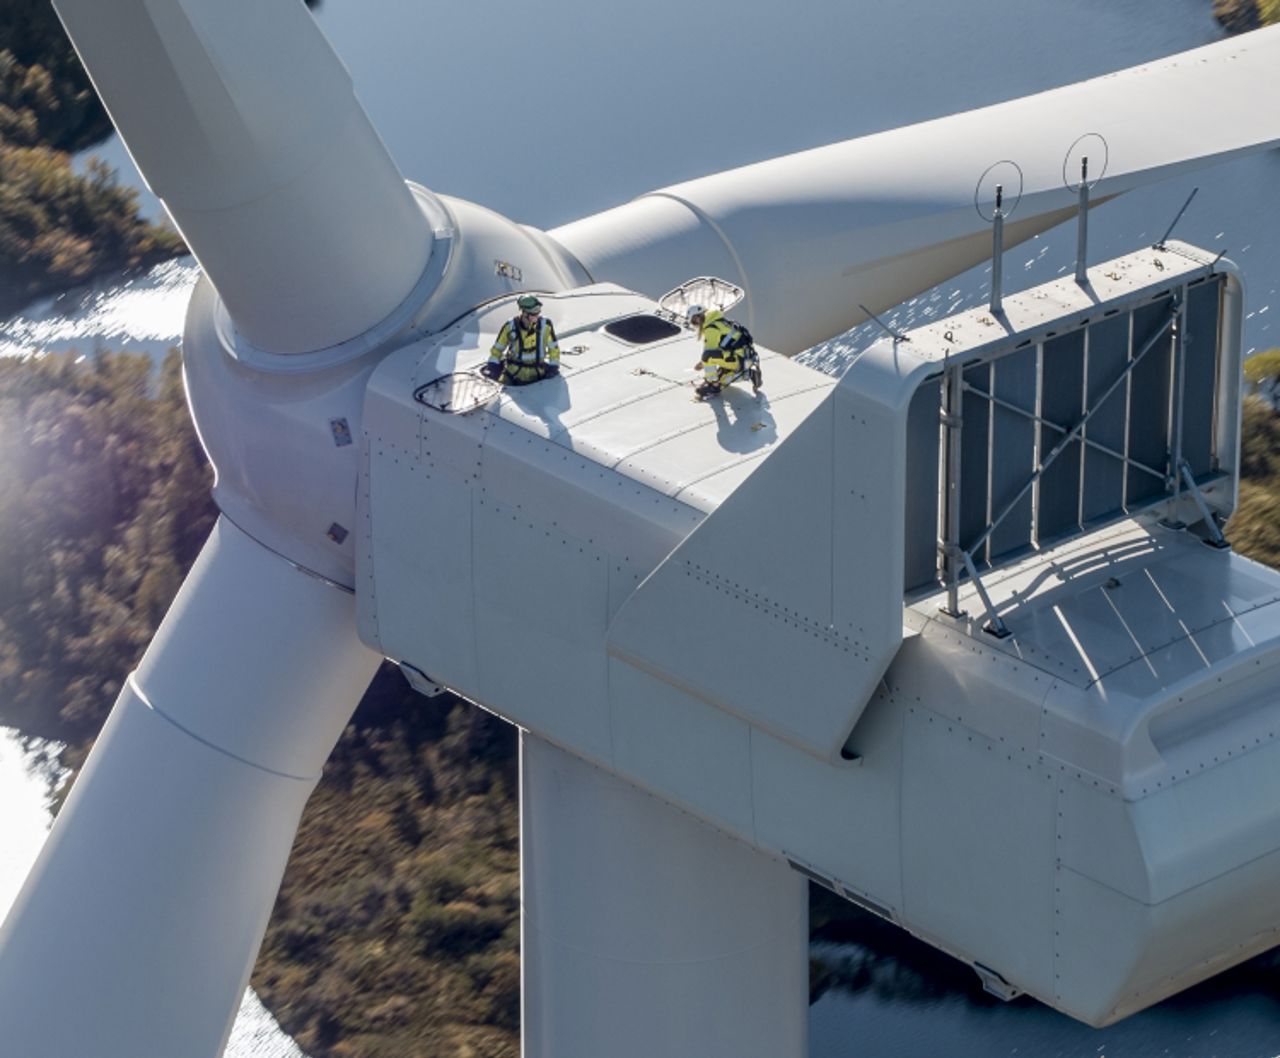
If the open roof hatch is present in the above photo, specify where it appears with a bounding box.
[658,276,745,324]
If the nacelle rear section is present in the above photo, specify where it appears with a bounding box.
[357,246,1280,1026]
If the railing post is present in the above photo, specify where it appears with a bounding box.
[1171,302,1186,497]
[991,185,1005,314]
[939,361,965,617]
[1179,460,1230,549]
[1075,157,1090,285]
[1162,296,1188,529]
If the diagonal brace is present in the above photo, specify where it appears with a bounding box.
[964,301,1179,561]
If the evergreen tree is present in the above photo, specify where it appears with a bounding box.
[0,145,184,316]
[0,350,217,743]
[0,0,111,152]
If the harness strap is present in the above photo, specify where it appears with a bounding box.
[506,317,547,365]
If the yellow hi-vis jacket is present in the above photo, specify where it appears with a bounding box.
[488,316,561,384]
[697,309,747,382]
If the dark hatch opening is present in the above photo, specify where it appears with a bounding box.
[604,314,682,344]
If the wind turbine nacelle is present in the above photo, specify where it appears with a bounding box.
[357,243,1280,1026]
[26,3,1280,1051]
[357,283,900,762]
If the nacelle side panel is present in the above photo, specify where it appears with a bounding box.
[606,364,909,762]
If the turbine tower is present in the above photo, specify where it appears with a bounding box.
[2,3,1280,1056]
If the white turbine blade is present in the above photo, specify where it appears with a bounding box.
[0,518,381,1058]
[52,0,432,354]
[551,26,1280,354]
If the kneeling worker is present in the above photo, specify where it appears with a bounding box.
[482,294,562,384]
[688,304,761,399]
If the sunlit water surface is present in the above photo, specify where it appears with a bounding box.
[0,258,199,362]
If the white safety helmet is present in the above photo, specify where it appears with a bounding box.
[686,304,706,323]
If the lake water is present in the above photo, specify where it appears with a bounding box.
[5,1,1280,1055]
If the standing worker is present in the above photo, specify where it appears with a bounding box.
[687,304,762,399]
[482,294,562,384]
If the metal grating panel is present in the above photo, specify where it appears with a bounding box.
[904,380,941,591]
[989,347,1036,562]
[1038,331,1086,543]
[1181,280,1222,477]
[1126,298,1175,507]
[960,363,992,551]
[904,272,1228,598]
[1081,313,1131,524]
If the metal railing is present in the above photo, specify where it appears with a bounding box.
[935,282,1226,635]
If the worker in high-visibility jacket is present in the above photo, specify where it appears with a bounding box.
[687,304,761,398]
[482,294,562,384]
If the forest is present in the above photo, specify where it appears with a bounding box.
[1,1,1279,1055]
[1213,0,1280,32]
[0,0,183,316]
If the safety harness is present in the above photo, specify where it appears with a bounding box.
[504,316,552,366]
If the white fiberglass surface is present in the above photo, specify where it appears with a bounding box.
[936,521,1280,690]
[437,291,837,511]
[0,729,310,1058]
[907,519,1280,793]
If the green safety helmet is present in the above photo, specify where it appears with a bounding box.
[517,294,542,312]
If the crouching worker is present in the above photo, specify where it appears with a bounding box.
[481,294,562,384]
[688,304,762,399]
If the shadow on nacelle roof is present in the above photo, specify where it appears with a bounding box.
[402,283,830,513]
